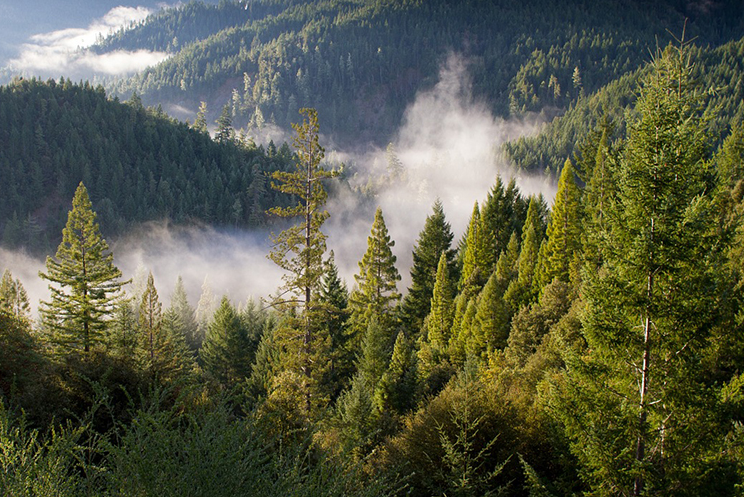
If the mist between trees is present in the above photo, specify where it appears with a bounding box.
[2,41,744,497]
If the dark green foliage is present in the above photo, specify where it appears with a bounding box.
[200,296,255,387]
[101,0,741,146]
[480,178,528,261]
[506,36,744,175]
[400,200,457,335]
[317,252,354,399]
[0,78,293,252]
[0,311,43,405]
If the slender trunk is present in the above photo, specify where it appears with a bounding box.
[303,149,313,412]
[82,246,89,353]
[634,217,654,497]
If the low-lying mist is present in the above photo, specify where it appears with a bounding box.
[0,53,556,318]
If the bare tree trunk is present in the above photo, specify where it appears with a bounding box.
[634,218,654,497]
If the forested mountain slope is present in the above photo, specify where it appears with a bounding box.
[0,78,294,254]
[504,35,744,175]
[101,0,743,145]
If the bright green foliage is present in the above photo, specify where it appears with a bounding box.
[471,236,519,356]
[269,108,336,404]
[427,252,455,356]
[458,203,492,296]
[158,307,196,381]
[348,208,401,341]
[334,373,376,458]
[357,317,392,389]
[717,124,744,189]
[39,183,126,353]
[556,44,739,495]
[0,270,30,321]
[535,159,582,290]
[504,280,573,369]
[200,296,253,387]
[581,122,618,266]
[400,200,456,335]
[375,331,417,415]
[168,276,199,351]
[243,321,281,406]
[505,197,547,309]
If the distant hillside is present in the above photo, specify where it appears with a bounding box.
[100,0,744,146]
[503,36,744,176]
[0,78,294,254]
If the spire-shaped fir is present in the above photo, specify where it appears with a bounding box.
[480,177,527,260]
[458,202,492,296]
[535,159,582,290]
[426,252,455,355]
[40,183,126,353]
[374,330,417,416]
[400,200,456,335]
[318,251,353,397]
[348,208,401,342]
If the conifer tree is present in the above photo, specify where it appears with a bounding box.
[504,197,546,309]
[427,252,454,356]
[557,43,738,496]
[268,108,335,409]
[400,199,456,334]
[200,296,253,387]
[0,269,30,321]
[471,234,519,356]
[192,101,208,134]
[318,252,353,397]
[214,104,234,144]
[168,276,199,351]
[40,183,126,353]
[481,177,527,260]
[535,159,582,290]
[357,316,392,388]
[375,330,417,415]
[348,208,401,342]
[458,203,491,296]
[138,273,193,381]
[582,123,617,266]
[139,272,162,366]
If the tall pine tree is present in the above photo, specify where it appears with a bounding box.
[40,183,126,353]
[556,43,739,496]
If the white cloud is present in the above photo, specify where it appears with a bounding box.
[0,52,556,319]
[7,6,169,79]
[324,54,554,290]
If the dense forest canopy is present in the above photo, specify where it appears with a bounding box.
[2,1,744,495]
[97,0,743,145]
[0,77,296,254]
